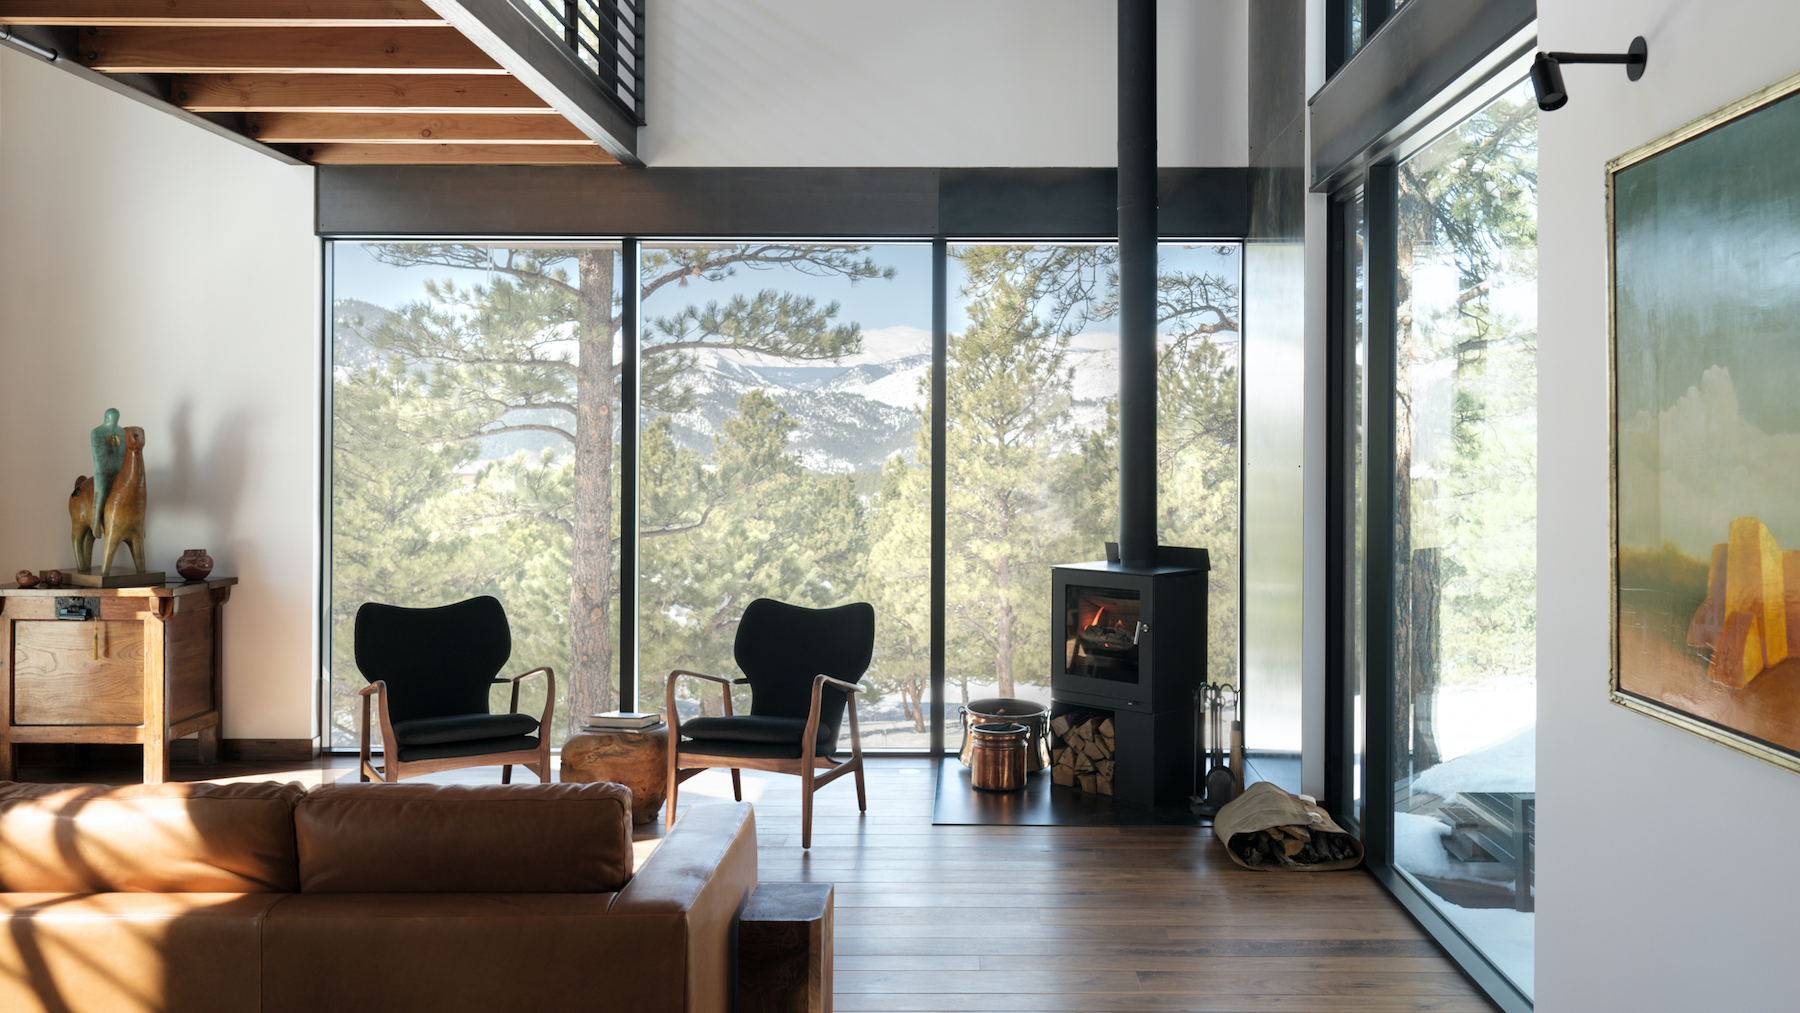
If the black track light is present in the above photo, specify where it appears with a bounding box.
[1531,36,1647,111]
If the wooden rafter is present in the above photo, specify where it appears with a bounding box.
[0,1,446,26]
[248,112,587,144]
[76,27,504,74]
[301,143,615,165]
[174,73,553,113]
[8,1,639,165]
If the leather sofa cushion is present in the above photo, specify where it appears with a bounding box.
[260,893,649,1013]
[0,892,281,1013]
[0,781,304,893]
[391,712,538,745]
[295,781,633,893]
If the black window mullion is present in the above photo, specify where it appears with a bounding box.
[1324,197,1351,821]
[929,237,948,756]
[618,237,640,712]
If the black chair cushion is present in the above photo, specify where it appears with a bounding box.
[395,735,540,763]
[682,715,831,750]
[393,712,539,746]
[677,737,818,761]
[354,597,512,725]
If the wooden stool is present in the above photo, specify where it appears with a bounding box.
[559,724,668,824]
[739,882,833,1013]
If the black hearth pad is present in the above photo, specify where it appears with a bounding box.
[931,759,1208,827]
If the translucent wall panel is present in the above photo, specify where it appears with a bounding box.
[329,243,623,747]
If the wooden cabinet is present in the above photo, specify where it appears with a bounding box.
[1,578,236,783]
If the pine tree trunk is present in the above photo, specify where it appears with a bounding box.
[569,248,619,724]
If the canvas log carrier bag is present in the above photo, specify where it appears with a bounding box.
[1213,781,1365,871]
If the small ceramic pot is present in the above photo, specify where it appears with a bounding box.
[176,549,214,582]
[15,569,38,589]
[42,569,63,587]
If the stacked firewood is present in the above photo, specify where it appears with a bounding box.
[1049,711,1115,795]
[1228,824,1361,868]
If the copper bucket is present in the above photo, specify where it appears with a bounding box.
[969,722,1030,792]
[959,698,1052,771]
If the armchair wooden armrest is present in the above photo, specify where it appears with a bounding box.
[505,666,556,731]
[803,674,865,771]
[666,669,740,726]
[357,681,398,783]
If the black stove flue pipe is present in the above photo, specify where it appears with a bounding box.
[1117,0,1158,569]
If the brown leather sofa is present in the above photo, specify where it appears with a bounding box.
[0,779,756,1013]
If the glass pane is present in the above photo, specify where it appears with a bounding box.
[943,245,1114,714]
[637,244,933,750]
[329,242,623,748]
[1391,81,1537,997]
[942,244,1242,721]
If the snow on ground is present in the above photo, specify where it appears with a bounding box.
[1395,811,1515,885]
[1412,723,1535,796]
[1429,897,1535,998]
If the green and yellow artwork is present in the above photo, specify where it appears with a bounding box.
[1611,70,1800,772]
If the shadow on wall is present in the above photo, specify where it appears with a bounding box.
[155,399,252,571]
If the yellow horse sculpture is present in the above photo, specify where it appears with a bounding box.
[69,426,148,573]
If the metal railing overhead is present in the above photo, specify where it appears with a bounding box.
[529,0,645,125]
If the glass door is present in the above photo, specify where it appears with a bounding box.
[1388,80,1538,999]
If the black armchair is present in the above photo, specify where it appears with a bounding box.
[665,598,874,848]
[354,596,555,784]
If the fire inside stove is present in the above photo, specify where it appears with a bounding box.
[1064,587,1142,682]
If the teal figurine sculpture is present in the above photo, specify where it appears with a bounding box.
[68,409,149,575]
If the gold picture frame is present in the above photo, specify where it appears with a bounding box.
[1609,67,1800,775]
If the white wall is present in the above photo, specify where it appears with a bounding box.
[643,0,1248,167]
[1536,1,1800,1008]
[0,51,319,742]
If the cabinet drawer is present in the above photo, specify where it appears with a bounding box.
[11,620,145,725]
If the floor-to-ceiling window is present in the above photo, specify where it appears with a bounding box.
[327,238,1242,755]
[1388,80,1538,996]
[941,243,1242,714]
[1328,69,1538,1010]
[636,243,934,750]
[327,242,623,747]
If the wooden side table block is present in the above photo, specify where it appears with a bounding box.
[739,882,833,1013]
[559,725,668,824]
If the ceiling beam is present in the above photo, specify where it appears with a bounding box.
[0,1,447,26]
[422,0,638,166]
[174,73,552,113]
[248,111,587,144]
[76,26,504,74]
[301,142,615,165]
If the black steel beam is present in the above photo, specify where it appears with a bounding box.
[1309,0,1535,192]
[316,165,1250,239]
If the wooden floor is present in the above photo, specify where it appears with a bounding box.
[13,753,1500,1013]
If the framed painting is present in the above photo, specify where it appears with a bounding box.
[1610,68,1800,774]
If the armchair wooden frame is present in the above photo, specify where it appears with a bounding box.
[359,666,555,784]
[665,668,866,849]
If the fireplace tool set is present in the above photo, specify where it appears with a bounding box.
[1189,683,1242,817]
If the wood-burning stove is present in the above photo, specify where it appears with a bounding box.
[1050,553,1208,804]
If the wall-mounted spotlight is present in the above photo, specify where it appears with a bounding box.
[1531,36,1648,111]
